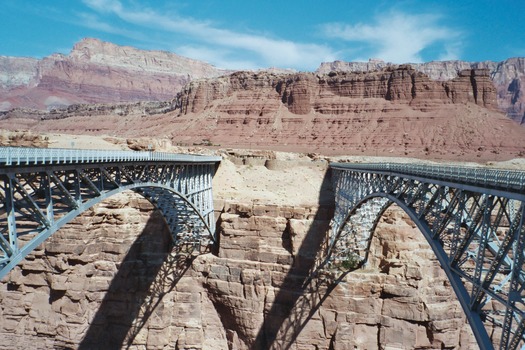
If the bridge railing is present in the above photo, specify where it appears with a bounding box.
[0,147,220,166]
[331,162,525,192]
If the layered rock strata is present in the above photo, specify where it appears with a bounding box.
[0,38,229,111]
[1,66,524,161]
[2,38,525,124]
[0,156,477,349]
[163,68,523,160]
[176,67,497,115]
[317,58,525,123]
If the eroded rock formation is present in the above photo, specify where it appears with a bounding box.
[2,39,525,125]
[0,38,229,111]
[160,68,522,160]
[318,58,525,123]
[176,67,497,116]
[2,66,524,161]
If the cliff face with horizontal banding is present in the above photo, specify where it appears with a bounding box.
[148,67,525,160]
[1,65,524,161]
[318,58,525,123]
[2,39,525,124]
[176,66,497,116]
[0,38,229,111]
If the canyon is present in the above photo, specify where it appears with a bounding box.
[1,39,525,349]
[0,149,480,349]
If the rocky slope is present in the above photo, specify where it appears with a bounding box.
[0,153,478,349]
[2,66,525,161]
[317,58,525,123]
[0,38,230,111]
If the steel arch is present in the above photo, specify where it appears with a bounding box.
[326,163,525,350]
[0,183,209,280]
[326,193,491,349]
[0,148,220,281]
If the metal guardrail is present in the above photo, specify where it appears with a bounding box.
[330,162,525,192]
[0,147,221,166]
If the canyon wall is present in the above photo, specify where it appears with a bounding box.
[0,154,477,349]
[161,68,524,160]
[0,38,229,111]
[176,66,497,116]
[3,66,525,161]
[2,38,525,125]
[317,58,525,123]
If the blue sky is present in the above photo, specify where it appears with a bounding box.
[1,0,523,71]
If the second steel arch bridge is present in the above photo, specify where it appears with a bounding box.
[324,162,525,350]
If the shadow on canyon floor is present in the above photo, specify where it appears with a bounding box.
[252,168,342,350]
[78,210,195,350]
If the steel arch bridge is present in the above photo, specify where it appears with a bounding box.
[324,162,525,350]
[0,147,221,281]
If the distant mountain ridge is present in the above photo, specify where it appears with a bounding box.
[1,38,525,125]
[0,38,230,111]
[317,58,525,123]
[4,65,525,162]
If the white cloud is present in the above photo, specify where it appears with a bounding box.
[80,0,336,70]
[322,11,462,63]
[176,45,260,70]
[76,12,148,41]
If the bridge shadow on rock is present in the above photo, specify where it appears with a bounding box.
[78,209,197,350]
[253,169,341,350]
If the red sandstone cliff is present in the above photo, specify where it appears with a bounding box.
[0,38,229,111]
[318,58,525,123]
[160,67,519,160]
[175,66,497,116]
[2,39,525,125]
[2,66,523,161]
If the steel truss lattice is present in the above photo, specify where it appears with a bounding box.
[0,147,221,281]
[326,162,525,350]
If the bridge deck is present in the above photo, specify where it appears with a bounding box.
[0,147,221,281]
[0,147,221,166]
[331,162,525,195]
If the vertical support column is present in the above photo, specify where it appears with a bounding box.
[500,203,525,350]
[470,195,494,307]
[207,164,215,237]
[97,167,104,192]
[194,164,201,212]
[114,166,122,186]
[5,175,18,255]
[43,173,55,226]
[450,190,466,258]
[73,169,81,206]
[190,164,195,198]
[180,166,187,195]
[200,165,205,215]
